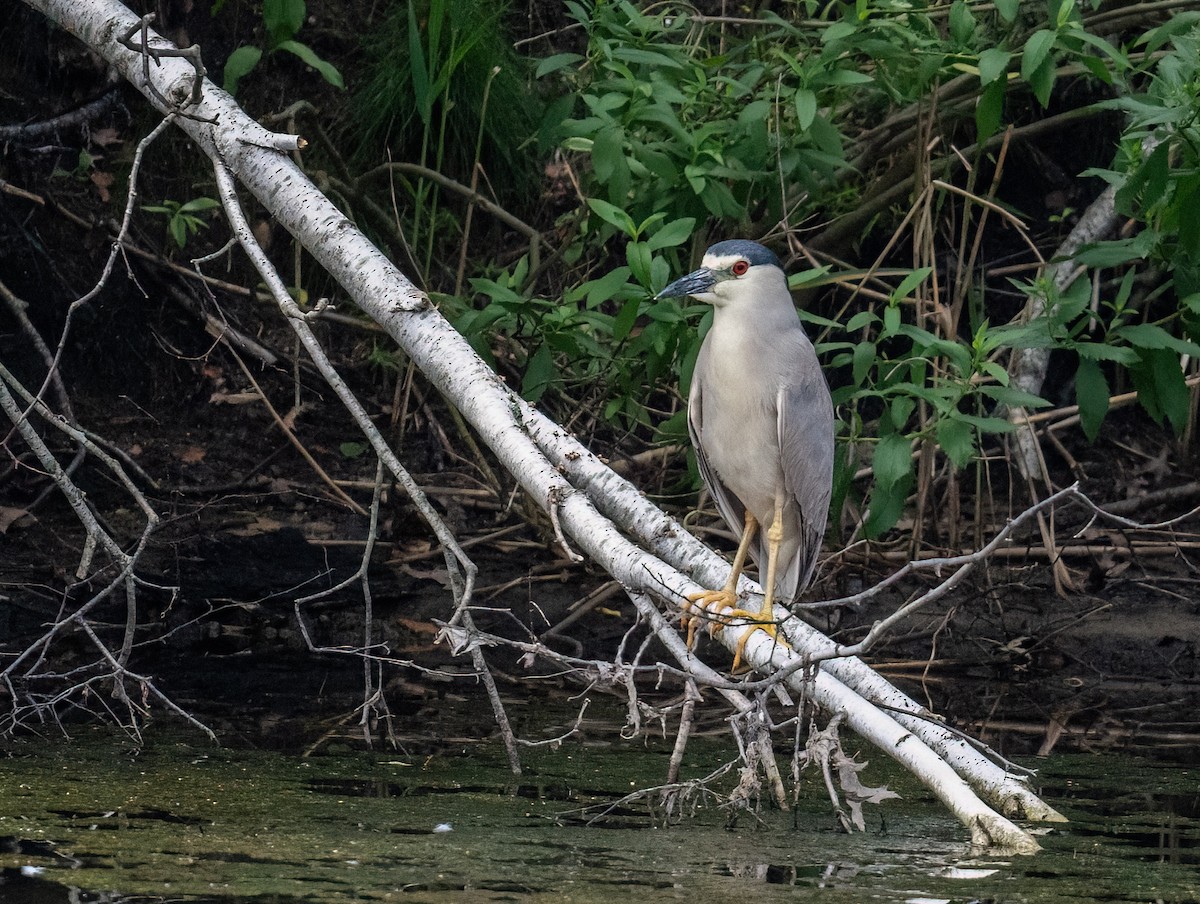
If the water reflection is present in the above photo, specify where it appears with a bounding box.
[0,739,1196,903]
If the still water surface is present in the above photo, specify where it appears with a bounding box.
[0,726,1195,903]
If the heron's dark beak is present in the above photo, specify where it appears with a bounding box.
[657,267,717,300]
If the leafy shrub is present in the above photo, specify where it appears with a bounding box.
[454,205,698,430]
[353,0,539,218]
[220,0,344,96]
[1032,16,1200,441]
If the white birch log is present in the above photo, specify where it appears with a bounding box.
[1008,133,1162,478]
[522,401,1065,823]
[21,0,1052,848]
[1009,183,1119,480]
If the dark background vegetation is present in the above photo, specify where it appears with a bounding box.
[1,0,1198,760]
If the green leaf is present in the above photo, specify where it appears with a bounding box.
[612,298,642,343]
[864,433,913,537]
[1055,0,1078,29]
[872,432,913,488]
[634,212,667,237]
[169,216,188,248]
[178,197,221,214]
[1074,232,1156,267]
[846,310,878,332]
[891,267,932,302]
[994,0,1020,22]
[794,87,817,130]
[1074,341,1140,365]
[1017,28,1056,107]
[789,266,832,289]
[821,21,857,44]
[976,78,1005,141]
[626,241,653,288]
[852,341,875,386]
[1027,56,1056,107]
[955,413,1016,434]
[1116,323,1200,358]
[407,3,432,124]
[536,52,584,78]
[655,408,689,443]
[587,198,636,237]
[1081,54,1112,84]
[980,361,1009,383]
[949,1,976,45]
[825,69,873,86]
[222,45,263,95]
[612,46,684,69]
[263,0,304,44]
[645,217,695,251]
[591,126,625,187]
[651,256,670,291]
[883,304,901,336]
[1132,347,1190,434]
[977,48,1011,87]
[643,299,682,322]
[582,265,633,308]
[936,417,975,468]
[889,395,915,430]
[561,136,594,153]
[522,343,557,402]
[977,384,1051,408]
[1176,178,1200,257]
[1021,29,1057,83]
[1075,357,1109,442]
[1116,141,1170,213]
[1138,12,1200,55]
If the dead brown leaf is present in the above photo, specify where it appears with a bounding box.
[91,127,123,147]
[400,565,452,587]
[394,617,438,636]
[177,445,206,463]
[0,506,34,533]
[90,170,114,202]
[227,516,285,537]
[209,391,261,405]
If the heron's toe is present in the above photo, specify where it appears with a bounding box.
[698,604,792,671]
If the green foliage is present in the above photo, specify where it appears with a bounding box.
[540,0,861,229]
[519,0,1197,536]
[538,0,1130,229]
[455,212,697,428]
[819,270,1049,538]
[424,1,1200,540]
[355,0,534,160]
[1023,18,1200,441]
[221,0,345,96]
[142,197,221,249]
[350,0,539,282]
[340,441,371,459]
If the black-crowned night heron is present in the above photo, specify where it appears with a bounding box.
[658,239,834,667]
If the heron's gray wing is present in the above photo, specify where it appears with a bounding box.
[687,347,749,547]
[776,371,835,599]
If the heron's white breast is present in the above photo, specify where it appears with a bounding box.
[695,319,788,522]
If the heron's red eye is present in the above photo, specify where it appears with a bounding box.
[731,260,750,276]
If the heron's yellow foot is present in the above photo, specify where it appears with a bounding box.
[682,592,792,670]
[712,606,792,671]
[682,588,738,650]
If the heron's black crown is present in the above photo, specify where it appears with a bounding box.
[707,239,781,270]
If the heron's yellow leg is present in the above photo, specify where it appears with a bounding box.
[683,511,757,648]
[724,489,794,670]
